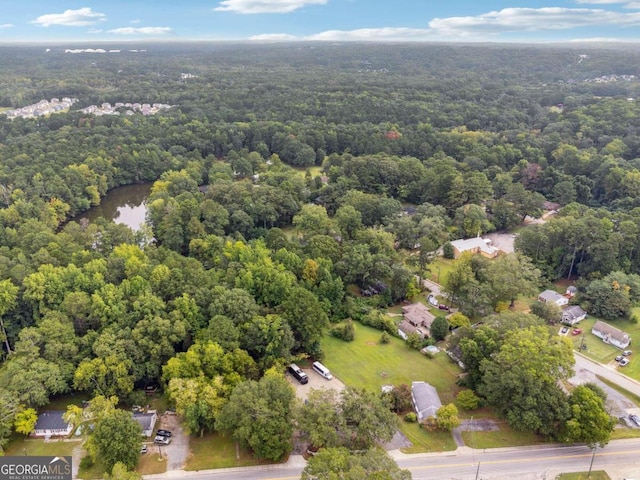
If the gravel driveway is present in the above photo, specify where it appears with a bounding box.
[156,413,189,471]
[287,366,346,401]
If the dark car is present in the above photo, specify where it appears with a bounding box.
[438,304,450,310]
[560,327,569,334]
[616,355,624,362]
[156,429,172,437]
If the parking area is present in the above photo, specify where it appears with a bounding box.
[286,366,346,401]
[150,412,189,471]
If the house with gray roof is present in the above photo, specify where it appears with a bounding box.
[538,289,569,307]
[592,320,631,350]
[411,381,442,422]
[132,411,158,438]
[561,305,587,326]
[33,411,72,437]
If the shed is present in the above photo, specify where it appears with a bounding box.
[33,411,72,437]
[592,320,631,350]
[411,381,442,422]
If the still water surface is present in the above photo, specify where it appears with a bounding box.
[75,183,152,231]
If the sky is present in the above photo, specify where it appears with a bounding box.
[1,0,640,43]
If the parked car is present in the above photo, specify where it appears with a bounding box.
[623,350,632,356]
[156,429,172,437]
[629,414,640,427]
[154,435,170,445]
[572,328,582,335]
[140,445,148,454]
[438,304,450,311]
[560,327,569,334]
[288,363,309,384]
[619,358,630,367]
[615,355,624,362]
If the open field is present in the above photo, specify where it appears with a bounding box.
[292,165,323,178]
[138,453,167,475]
[184,432,274,471]
[424,257,456,286]
[555,472,610,480]
[4,435,78,457]
[461,425,543,449]
[398,422,457,453]
[322,322,462,404]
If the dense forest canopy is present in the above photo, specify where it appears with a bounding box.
[0,41,639,454]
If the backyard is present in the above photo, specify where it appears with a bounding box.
[184,432,274,471]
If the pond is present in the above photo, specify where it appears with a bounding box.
[75,183,152,231]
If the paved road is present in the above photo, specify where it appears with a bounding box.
[146,439,640,480]
[574,351,640,398]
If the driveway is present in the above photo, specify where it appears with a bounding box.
[570,352,640,420]
[484,232,515,254]
[287,366,346,401]
[155,412,189,471]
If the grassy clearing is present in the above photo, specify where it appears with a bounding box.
[4,435,78,457]
[425,257,456,286]
[292,166,323,178]
[461,425,543,449]
[321,322,462,404]
[77,458,105,479]
[555,472,610,480]
[138,452,167,475]
[610,427,640,440]
[398,422,456,453]
[184,432,274,471]
[596,375,640,406]
[44,393,90,411]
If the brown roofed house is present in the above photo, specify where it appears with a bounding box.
[398,303,436,339]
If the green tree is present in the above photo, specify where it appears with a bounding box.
[295,388,343,449]
[530,301,562,325]
[216,372,295,461]
[456,389,481,411]
[436,403,461,431]
[91,409,141,473]
[562,385,616,447]
[301,447,412,480]
[14,408,38,436]
[282,287,329,353]
[479,326,573,436]
[0,279,18,354]
[339,387,397,450]
[430,315,449,341]
[103,463,142,480]
[484,253,541,307]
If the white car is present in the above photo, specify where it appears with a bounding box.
[154,435,170,445]
[619,358,630,367]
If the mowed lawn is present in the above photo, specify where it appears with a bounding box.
[568,314,640,380]
[185,432,274,471]
[322,322,462,404]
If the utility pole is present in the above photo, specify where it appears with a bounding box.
[587,445,597,479]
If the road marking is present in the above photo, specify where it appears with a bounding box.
[410,448,640,470]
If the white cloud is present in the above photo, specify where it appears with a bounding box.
[214,0,328,14]
[130,19,141,24]
[575,0,640,7]
[107,27,173,35]
[32,7,106,27]
[249,33,298,41]
[88,28,104,34]
[306,27,433,42]
[427,7,640,37]
[0,24,13,29]
[568,36,640,41]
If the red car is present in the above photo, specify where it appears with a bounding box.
[572,328,582,335]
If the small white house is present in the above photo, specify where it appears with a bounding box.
[33,411,72,437]
[538,290,569,307]
[565,286,578,298]
[132,411,158,438]
[592,320,631,350]
[411,382,442,422]
[561,305,587,326]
